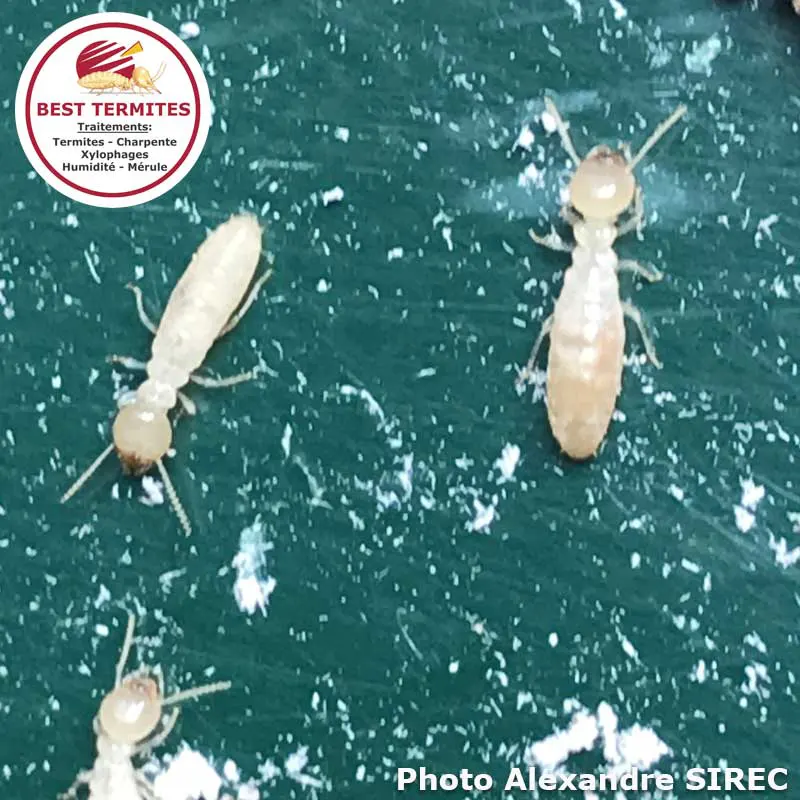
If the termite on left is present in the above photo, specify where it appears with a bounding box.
[59,613,231,800]
[60,212,273,536]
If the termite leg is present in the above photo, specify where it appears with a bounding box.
[177,391,197,416]
[529,227,573,253]
[58,769,93,799]
[543,97,581,166]
[616,186,644,237]
[107,354,147,371]
[190,370,256,388]
[617,259,663,283]
[621,301,662,368]
[559,204,582,227]
[135,773,158,800]
[515,314,554,391]
[218,268,274,337]
[125,283,158,334]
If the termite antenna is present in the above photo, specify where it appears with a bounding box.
[543,96,582,167]
[626,104,687,172]
[156,459,192,536]
[115,613,137,687]
[163,680,232,706]
[60,443,115,503]
[152,62,166,82]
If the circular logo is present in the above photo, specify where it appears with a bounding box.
[15,12,211,209]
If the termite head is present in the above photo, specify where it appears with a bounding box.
[98,674,163,745]
[112,401,172,475]
[568,145,636,221]
[131,65,161,93]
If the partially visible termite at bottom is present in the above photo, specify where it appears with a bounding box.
[60,212,273,535]
[59,613,230,800]
[516,97,687,460]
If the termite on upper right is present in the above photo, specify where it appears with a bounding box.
[515,97,687,460]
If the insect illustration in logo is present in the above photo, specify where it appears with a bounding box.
[76,40,166,94]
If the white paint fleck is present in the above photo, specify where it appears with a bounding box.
[685,34,722,75]
[153,747,222,800]
[514,124,535,151]
[468,497,496,532]
[541,109,558,134]
[340,385,386,426]
[735,477,765,533]
[139,476,164,507]
[387,246,404,261]
[608,0,627,20]
[334,126,350,142]
[284,746,325,789]
[179,21,201,40]
[281,423,292,458]
[232,517,277,616]
[321,186,344,205]
[564,0,583,22]
[494,443,521,482]
[768,533,800,568]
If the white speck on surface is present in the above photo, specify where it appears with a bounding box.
[685,34,722,75]
[284,746,325,789]
[541,109,558,133]
[735,478,765,532]
[334,126,350,142]
[139,476,164,506]
[620,635,638,660]
[735,506,756,533]
[691,659,708,683]
[254,59,280,80]
[281,423,292,457]
[768,533,800,568]
[608,0,627,20]
[468,497,496,532]
[740,479,765,509]
[321,186,344,205]
[316,278,331,292]
[548,632,558,647]
[681,558,701,574]
[448,660,460,673]
[668,484,685,501]
[232,517,277,616]
[755,213,780,247]
[223,760,240,783]
[564,0,583,22]
[514,124,535,150]
[518,162,544,189]
[524,700,671,778]
[153,747,222,800]
[179,21,201,39]
[387,246,404,261]
[494,443,521,482]
[340,385,386,426]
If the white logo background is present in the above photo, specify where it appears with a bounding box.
[15,12,212,209]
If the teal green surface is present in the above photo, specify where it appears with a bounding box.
[2,0,800,798]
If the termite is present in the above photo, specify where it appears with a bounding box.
[78,63,166,94]
[60,212,273,536]
[59,613,231,800]
[515,97,687,460]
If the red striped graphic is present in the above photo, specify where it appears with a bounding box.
[75,40,135,78]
